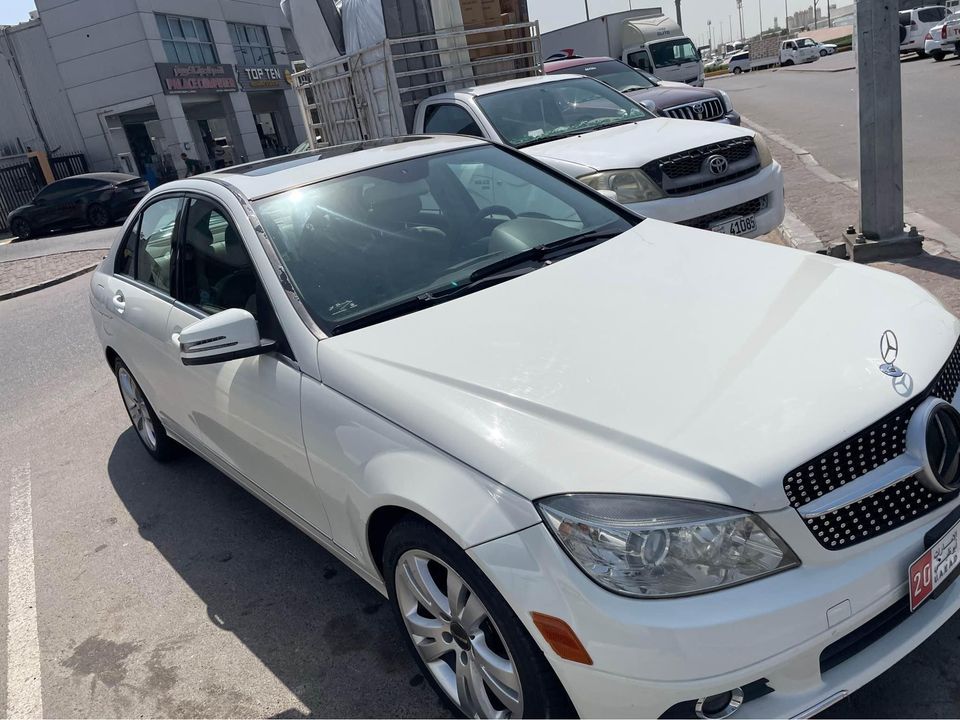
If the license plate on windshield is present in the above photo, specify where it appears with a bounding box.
[909,516,960,612]
[711,215,757,237]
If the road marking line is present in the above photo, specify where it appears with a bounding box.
[6,463,43,719]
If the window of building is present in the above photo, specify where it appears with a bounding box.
[229,23,276,67]
[157,14,218,64]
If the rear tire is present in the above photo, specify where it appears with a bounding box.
[383,518,577,719]
[733,66,743,74]
[114,358,177,462]
[10,217,31,239]
[933,50,946,61]
[917,49,928,58]
[88,203,110,228]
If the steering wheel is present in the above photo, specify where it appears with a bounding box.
[474,205,517,223]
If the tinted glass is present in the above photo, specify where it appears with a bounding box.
[423,105,484,137]
[900,11,913,24]
[475,78,652,148]
[650,38,700,67]
[919,7,948,21]
[115,215,141,277]
[551,60,657,92]
[179,198,259,316]
[134,198,180,293]
[626,50,653,71]
[253,144,631,332]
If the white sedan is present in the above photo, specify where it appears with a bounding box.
[91,134,960,719]
[925,12,960,60]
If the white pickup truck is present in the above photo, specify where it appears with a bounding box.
[412,74,785,238]
[779,38,821,66]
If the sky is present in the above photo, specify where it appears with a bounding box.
[0,0,830,49]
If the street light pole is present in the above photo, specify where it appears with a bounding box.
[758,0,763,37]
[785,0,789,34]
[675,0,683,29]
[584,0,590,21]
[736,0,744,41]
[708,19,714,50]
[847,0,923,260]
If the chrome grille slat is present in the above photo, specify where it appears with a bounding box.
[662,98,725,122]
[785,337,960,549]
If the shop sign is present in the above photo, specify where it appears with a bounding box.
[237,65,293,92]
[156,63,238,94]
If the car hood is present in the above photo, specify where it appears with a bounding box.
[624,84,721,110]
[522,117,750,172]
[317,221,960,511]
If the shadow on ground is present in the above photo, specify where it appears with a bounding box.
[107,428,450,718]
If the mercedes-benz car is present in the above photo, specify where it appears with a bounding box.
[91,135,960,720]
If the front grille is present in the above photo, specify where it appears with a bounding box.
[661,98,725,121]
[820,597,910,674]
[642,137,760,195]
[679,194,769,231]
[786,337,960,550]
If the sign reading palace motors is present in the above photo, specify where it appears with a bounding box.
[156,64,238,94]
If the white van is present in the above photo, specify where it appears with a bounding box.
[779,37,820,65]
[900,6,949,55]
[728,50,752,74]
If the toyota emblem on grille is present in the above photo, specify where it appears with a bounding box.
[693,102,704,118]
[879,329,903,377]
[909,398,960,494]
[706,154,728,176]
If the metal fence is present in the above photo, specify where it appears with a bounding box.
[0,152,89,234]
[50,152,88,180]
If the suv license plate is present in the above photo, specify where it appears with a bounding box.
[909,517,960,612]
[711,215,757,236]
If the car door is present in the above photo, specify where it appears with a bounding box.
[163,194,331,536]
[28,182,68,230]
[99,194,184,419]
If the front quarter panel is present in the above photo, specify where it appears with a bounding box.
[300,374,541,574]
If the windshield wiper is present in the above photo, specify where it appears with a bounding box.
[330,228,623,335]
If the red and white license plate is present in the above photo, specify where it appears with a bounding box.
[909,518,960,612]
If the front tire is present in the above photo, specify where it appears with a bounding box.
[732,66,743,74]
[10,217,31,239]
[820,49,828,56]
[384,518,575,719]
[88,203,111,228]
[782,59,795,66]
[114,358,176,461]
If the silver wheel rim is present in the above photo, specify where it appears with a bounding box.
[395,550,523,719]
[118,368,157,451]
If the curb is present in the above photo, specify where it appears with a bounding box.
[742,115,960,259]
[0,262,99,301]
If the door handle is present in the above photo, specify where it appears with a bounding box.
[111,290,125,314]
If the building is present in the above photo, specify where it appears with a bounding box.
[2,0,308,182]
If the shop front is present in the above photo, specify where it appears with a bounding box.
[237,64,299,157]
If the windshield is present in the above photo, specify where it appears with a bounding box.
[650,38,700,67]
[253,144,633,333]
[797,38,817,48]
[550,60,657,92]
[475,78,654,148]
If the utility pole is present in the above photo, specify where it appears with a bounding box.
[785,0,789,35]
[708,19,714,50]
[846,0,922,260]
[759,0,764,37]
[827,1,832,28]
[584,0,590,21]
[736,0,744,41]
[675,0,683,29]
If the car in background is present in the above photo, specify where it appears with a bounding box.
[816,41,837,56]
[728,50,752,74]
[900,5,949,56]
[780,38,821,65]
[90,133,960,720]
[545,56,740,124]
[7,172,148,239]
[414,75,783,238]
[924,11,960,59]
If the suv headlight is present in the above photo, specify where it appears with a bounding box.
[753,133,774,168]
[538,494,799,598]
[717,89,733,113]
[579,169,664,203]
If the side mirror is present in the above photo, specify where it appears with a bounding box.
[178,308,275,366]
[638,99,659,115]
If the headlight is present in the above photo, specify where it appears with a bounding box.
[538,494,799,598]
[717,89,733,113]
[579,169,664,203]
[753,133,774,168]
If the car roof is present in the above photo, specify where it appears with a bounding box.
[544,56,617,71]
[201,135,488,200]
[429,74,590,100]
[58,172,136,184]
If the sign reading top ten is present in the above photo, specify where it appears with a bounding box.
[156,63,238,94]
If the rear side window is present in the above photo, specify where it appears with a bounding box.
[423,104,484,137]
[919,7,947,21]
[900,11,913,25]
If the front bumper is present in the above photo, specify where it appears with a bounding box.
[717,111,741,126]
[469,499,960,718]
[624,161,785,239]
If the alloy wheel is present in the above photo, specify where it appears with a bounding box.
[89,205,109,227]
[11,218,30,239]
[395,550,523,719]
[117,367,157,451]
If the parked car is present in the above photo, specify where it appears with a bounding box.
[924,11,960,59]
[816,42,837,56]
[900,5,950,56]
[728,50,752,74]
[7,172,148,239]
[544,56,740,124]
[413,75,782,238]
[779,37,821,65]
[91,133,960,720]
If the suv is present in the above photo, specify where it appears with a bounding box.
[901,5,949,56]
[545,56,740,124]
[924,11,960,59]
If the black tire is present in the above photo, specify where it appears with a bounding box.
[917,49,928,58]
[113,358,177,462]
[933,50,946,61]
[10,217,31,239]
[383,518,577,719]
[783,59,794,66]
[732,66,743,74]
[88,203,111,228]
[820,49,829,57]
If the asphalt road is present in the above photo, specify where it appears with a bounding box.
[0,275,448,718]
[0,226,119,262]
[711,53,960,236]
